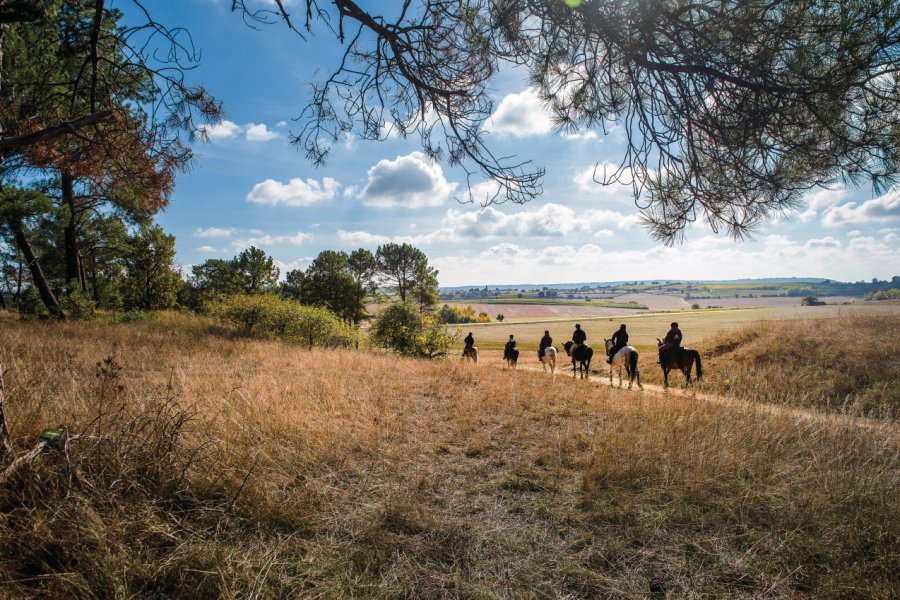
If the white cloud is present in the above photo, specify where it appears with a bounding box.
[884,232,899,243]
[431,232,900,286]
[847,230,863,237]
[487,89,553,138]
[822,188,900,226]
[275,120,288,128]
[199,120,242,140]
[804,185,850,210]
[247,177,340,207]
[230,231,312,249]
[337,230,392,245]
[275,257,313,274]
[195,245,219,253]
[358,152,457,208]
[245,123,280,141]
[194,226,236,238]
[561,130,598,142]
[277,232,313,245]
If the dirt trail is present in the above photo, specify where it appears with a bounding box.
[515,362,898,436]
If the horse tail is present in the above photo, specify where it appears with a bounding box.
[693,350,702,380]
[629,350,638,377]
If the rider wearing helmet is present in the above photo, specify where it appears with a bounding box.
[658,322,682,363]
[538,330,553,360]
[462,331,474,357]
[607,324,628,364]
[572,323,587,350]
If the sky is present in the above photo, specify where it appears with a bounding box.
[145,1,900,287]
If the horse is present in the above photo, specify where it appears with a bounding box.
[657,339,703,387]
[462,346,478,364]
[563,341,593,379]
[539,346,557,374]
[604,338,643,390]
[503,345,519,368]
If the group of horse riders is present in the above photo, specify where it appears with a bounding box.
[462,322,685,364]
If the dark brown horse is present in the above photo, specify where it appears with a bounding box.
[462,346,478,364]
[563,341,593,379]
[503,345,519,367]
[657,339,703,387]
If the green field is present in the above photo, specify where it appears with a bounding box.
[448,302,900,352]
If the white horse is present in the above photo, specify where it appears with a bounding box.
[539,346,557,373]
[604,338,643,390]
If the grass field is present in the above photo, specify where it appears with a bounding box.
[451,302,900,352]
[0,310,898,597]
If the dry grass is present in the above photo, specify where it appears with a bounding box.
[636,314,900,419]
[0,312,897,598]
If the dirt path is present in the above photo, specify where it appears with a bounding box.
[515,362,898,436]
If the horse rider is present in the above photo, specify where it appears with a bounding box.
[538,329,552,360]
[462,331,474,357]
[572,323,587,351]
[504,334,517,357]
[658,322,682,364]
[607,323,628,364]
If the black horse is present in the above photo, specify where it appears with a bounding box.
[657,339,703,387]
[503,344,519,367]
[563,341,593,379]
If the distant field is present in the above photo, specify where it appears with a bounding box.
[443,302,648,320]
[450,302,900,352]
[613,292,689,309]
[695,295,860,308]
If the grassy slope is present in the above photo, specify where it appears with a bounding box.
[0,314,897,598]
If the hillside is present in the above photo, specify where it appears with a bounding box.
[0,315,897,598]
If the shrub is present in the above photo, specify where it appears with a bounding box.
[800,295,825,306]
[496,313,505,322]
[60,288,97,319]
[438,304,478,324]
[476,311,491,323]
[208,294,357,348]
[371,302,454,358]
[17,287,49,319]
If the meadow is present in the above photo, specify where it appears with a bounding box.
[0,308,897,598]
[452,302,900,352]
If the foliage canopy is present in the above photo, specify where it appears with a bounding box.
[235,0,900,242]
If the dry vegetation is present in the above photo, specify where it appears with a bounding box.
[642,314,900,419]
[0,313,897,598]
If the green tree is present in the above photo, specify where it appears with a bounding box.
[376,243,438,310]
[120,225,180,310]
[240,1,900,242]
[300,250,357,322]
[347,248,378,324]
[233,246,280,294]
[370,302,453,358]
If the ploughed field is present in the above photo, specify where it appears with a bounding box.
[0,312,897,598]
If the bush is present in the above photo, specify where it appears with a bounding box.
[60,288,97,319]
[17,287,49,319]
[496,313,505,322]
[800,295,825,306]
[208,294,357,348]
[476,312,491,323]
[371,302,454,358]
[438,304,478,324]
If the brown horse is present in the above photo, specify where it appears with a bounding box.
[462,346,478,364]
[503,344,519,368]
[657,339,703,387]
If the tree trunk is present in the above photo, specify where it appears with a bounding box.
[7,217,65,319]
[61,172,87,293]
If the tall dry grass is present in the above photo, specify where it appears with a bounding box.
[652,313,900,419]
[0,312,897,597]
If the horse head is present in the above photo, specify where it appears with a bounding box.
[563,340,573,356]
[604,338,613,353]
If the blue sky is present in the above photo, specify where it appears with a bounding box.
[147,1,900,287]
